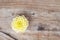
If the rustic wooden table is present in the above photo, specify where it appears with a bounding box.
[0,0,60,40]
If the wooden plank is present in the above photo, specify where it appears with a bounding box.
[0,0,60,11]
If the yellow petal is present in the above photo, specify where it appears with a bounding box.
[11,15,29,33]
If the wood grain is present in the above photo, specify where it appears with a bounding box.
[0,0,60,40]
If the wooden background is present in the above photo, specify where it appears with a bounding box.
[0,0,60,40]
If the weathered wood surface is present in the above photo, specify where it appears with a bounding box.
[0,0,60,11]
[0,0,60,40]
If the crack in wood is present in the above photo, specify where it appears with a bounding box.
[0,31,18,40]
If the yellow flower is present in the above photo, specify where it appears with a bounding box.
[11,15,29,33]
